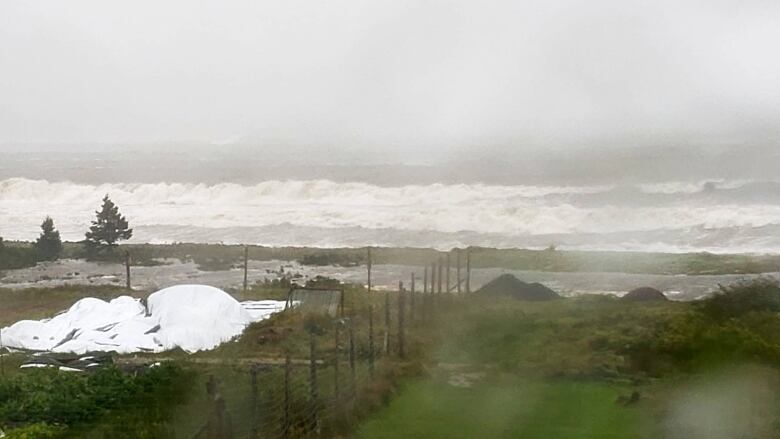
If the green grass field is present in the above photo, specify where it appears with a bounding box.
[2,276,780,437]
[357,378,653,439]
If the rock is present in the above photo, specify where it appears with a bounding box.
[477,274,560,301]
[622,287,668,302]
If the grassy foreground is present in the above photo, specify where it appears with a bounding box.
[2,279,780,437]
[357,378,651,439]
[356,281,780,439]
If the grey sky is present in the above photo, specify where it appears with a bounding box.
[1,0,779,151]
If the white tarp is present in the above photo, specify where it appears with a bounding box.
[0,285,287,354]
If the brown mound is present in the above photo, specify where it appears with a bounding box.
[477,274,560,301]
[622,287,668,302]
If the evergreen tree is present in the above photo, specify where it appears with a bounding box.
[85,195,133,256]
[35,216,63,261]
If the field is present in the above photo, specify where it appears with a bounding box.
[355,285,780,439]
[357,378,651,439]
[2,255,780,438]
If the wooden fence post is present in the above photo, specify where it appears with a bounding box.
[410,273,416,321]
[334,323,341,400]
[250,366,259,439]
[284,353,291,439]
[125,251,131,290]
[0,329,4,377]
[243,245,249,295]
[398,281,406,359]
[446,253,451,293]
[466,247,471,294]
[384,291,391,354]
[367,247,372,293]
[430,262,437,316]
[422,267,428,321]
[456,249,462,294]
[348,320,356,397]
[438,259,443,294]
[368,305,375,378]
[309,332,319,435]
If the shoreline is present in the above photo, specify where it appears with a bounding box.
[4,241,780,276]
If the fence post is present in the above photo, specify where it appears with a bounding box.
[384,291,391,354]
[368,305,375,378]
[410,273,416,321]
[430,262,437,316]
[125,251,131,290]
[250,366,259,439]
[284,353,291,439]
[422,267,428,321]
[348,319,357,398]
[367,247,372,293]
[243,245,249,295]
[0,329,4,377]
[334,322,341,400]
[446,253,451,293]
[456,249,462,294]
[438,259,443,295]
[398,281,406,359]
[309,332,320,436]
[466,247,471,294]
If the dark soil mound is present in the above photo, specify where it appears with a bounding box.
[622,287,668,302]
[477,274,560,301]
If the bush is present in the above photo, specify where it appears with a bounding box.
[305,275,342,289]
[0,238,37,270]
[298,252,364,267]
[699,278,780,319]
[0,363,194,435]
[623,282,780,375]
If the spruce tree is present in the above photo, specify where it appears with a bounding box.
[35,216,63,261]
[85,195,133,256]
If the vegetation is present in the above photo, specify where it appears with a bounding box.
[0,238,37,271]
[0,363,194,438]
[34,217,63,262]
[1,266,779,437]
[698,278,780,318]
[298,251,365,267]
[360,279,780,438]
[84,195,133,259]
[357,378,652,439]
[0,285,138,326]
[3,241,780,276]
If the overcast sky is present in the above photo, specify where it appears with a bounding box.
[1,0,779,152]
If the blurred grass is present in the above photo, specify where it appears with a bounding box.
[356,377,654,439]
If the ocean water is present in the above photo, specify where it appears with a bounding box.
[2,169,780,253]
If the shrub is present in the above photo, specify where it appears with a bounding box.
[699,278,780,319]
[0,363,193,434]
[0,238,37,270]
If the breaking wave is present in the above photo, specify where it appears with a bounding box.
[1,178,780,253]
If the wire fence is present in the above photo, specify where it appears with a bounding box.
[187,279,451,439]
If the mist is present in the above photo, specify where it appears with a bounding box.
[2,0,780,153]
[2,0,780,253]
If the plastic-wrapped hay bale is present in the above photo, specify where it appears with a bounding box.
[1,284,286,355]
[147,284,253,352]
